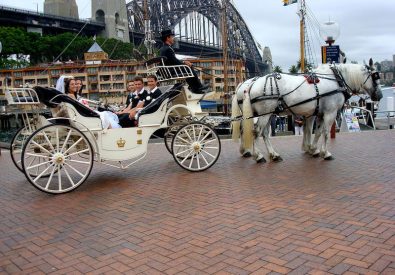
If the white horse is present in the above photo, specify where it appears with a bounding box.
[231,59,383,163]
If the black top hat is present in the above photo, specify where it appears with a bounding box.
[161,29,175,41]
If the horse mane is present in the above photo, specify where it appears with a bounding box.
[335,64,367,90]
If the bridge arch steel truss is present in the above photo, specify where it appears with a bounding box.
[126,0,265,75]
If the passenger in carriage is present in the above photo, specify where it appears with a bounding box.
[57,76,121,129]
[159,29,208,94]
[125,81,135,107]
[117,76,148,127]
[144,74,162,106]
[64,77,78,100]
[75,78,83,98]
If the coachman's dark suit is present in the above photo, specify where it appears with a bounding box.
[159,44,204,93]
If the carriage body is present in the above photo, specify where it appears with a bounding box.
[5,66,221,194]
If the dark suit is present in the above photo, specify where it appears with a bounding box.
[159,43,203,93]
[118,90,148,127]
[125,92,133,107]
[144,88,162,107]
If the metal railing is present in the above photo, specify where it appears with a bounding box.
[349,106,376,130]
[375,110,395,130]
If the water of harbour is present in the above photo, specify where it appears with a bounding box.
[377,87,395,116]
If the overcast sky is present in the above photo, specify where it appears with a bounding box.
[1,0,394,70]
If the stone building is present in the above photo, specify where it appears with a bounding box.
[44,0,79,19]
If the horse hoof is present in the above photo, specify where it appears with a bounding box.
[272,156,283,162]
[312,153,320,158]
[242,152,252,158]
[256,157,266,164]
[324,156,335,161]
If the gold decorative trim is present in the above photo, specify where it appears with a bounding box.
[137,139,142,145]
[137,129,142,135]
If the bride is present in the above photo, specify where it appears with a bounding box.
[56,76,121,129]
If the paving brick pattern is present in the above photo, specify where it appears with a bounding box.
[0,130,394,274]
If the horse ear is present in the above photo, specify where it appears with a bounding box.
[369,58,373,68]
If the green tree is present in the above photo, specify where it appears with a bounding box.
[0,27,143,68]
[296,60,313,72]
[273,65,282,73]
[289,65,298,74]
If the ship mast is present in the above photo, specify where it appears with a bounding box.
[299,0,306,72]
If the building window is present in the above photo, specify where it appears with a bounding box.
[96,10,105,23]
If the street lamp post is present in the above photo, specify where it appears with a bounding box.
[320,21,341,63]
[320,21,341,138]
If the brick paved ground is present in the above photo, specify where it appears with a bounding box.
[0,130,394,274]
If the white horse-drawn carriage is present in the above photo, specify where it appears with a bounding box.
[5,58,221,194]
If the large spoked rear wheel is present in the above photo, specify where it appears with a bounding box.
[171,122,221,172]
[21,124,94,194]
[11,126,32,173]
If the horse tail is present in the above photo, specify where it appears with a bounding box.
[231,94,241,142]
[242,92,254,150]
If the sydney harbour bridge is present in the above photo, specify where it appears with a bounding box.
[0,0,269,76]
[126,0,269,75]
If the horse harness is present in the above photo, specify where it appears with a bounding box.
[234,66,355,121]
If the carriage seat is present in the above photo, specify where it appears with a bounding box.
[145,56,194,82]
[138,84,182,117]
[34,86,100,118]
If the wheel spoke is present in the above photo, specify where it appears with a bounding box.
[189,154,196,169]
[32,163,55,183]
[192,124,196,140]
[196,153,201,170]
[57,165,62,191]
[202,146,219,150]
[45,165,57,189]
[176,147,194,157]
[31,140,52,155]
[25,152,51,159]
[182,128,193,142]
[200,152,209,166]
[66,148,89,158]
[63,166,76,187]
[199,130,212,143]
[64,162,85,178]
[64,137,83,155]
[61,129,73,153]
[28,156,37,168]
[200,148,216,159]
[68,159,91,165]
[26,160,53,170]
[180,150,194,164]
[197,125,203,141]
[201,138,217,146]
[56,128,59,152]
[42,131,55,153]
[175,135,191,145]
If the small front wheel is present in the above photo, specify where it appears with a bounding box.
[21,124,94,194]
[171,122,221,172]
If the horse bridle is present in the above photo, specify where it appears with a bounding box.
[363,66,380,89]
